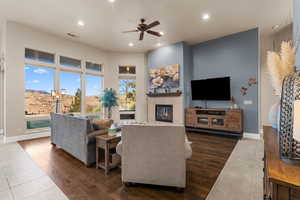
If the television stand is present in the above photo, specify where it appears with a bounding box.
[185,108,243,137]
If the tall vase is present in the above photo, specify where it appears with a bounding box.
[279,71,300,165]
[268,100,280,129]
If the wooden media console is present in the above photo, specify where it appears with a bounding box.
[185,108,243,137]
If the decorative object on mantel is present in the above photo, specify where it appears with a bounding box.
[149,64,180,93]
[240,78,257,96]
[267,41,296,129]
[101,88,118,119]
[146,91,182,97]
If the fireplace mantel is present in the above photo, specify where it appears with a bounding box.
[147,95,184,124]
[146,91,182,97]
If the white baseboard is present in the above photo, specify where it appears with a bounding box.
[4,131,50,143]
[243,132,260,140]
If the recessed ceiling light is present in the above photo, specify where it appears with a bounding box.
[108,0,115,3]
[77,20,85,27]
[157,43,162,47]
[272,25,280,30]
[202,13,210,21]
[128,42,134,47]
[159,32,164,36]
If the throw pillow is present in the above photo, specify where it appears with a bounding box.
[92,119,113,130]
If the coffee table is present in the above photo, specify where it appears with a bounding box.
[95,133,121,174]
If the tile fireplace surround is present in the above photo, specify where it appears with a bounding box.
[147,95,184,124]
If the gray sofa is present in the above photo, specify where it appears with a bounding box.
[50,113,112,166]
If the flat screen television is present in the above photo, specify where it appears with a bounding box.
[191,77,231,100]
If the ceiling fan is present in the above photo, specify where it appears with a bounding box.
[123,19,162,41]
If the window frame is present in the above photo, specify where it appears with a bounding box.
[84,74,104,116]
[24,48,104,132]
[118,65,136,121]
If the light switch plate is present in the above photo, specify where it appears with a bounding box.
[244,100,253,105]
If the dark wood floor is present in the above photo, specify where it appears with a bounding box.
[19,132,238,200]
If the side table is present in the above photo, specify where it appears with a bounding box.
[95,134,121,174]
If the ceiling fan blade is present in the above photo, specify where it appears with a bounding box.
[139,31,144,40]
[122,29,138,33]
[146,30,161,37]
[146,21,160,30]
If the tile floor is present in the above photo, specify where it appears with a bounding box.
[0,142,68,200]
[206,138,264,200]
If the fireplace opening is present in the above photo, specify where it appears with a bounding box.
[155,104,173,123]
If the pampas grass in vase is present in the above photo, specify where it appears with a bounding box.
[267,41,296,96]
[267,41,296,129]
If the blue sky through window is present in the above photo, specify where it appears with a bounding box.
[86,75,102,96]
[25,65,54,93]
[25,65,102,96]
[60,71,81,95]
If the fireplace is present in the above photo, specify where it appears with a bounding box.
[155,104,173,123]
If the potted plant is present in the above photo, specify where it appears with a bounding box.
[101,88,118,119]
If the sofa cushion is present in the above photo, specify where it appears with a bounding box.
[92,119,113,130]
[86,129,108,144]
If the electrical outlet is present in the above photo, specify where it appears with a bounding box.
[244,100,253,105]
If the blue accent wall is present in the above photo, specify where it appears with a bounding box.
[147,42,185,90]
[146,29,259,133]
[191,29,259,133]
[295,0,300,69]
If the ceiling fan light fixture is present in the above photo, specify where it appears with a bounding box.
[159,31,164,36]
[157,43,162,47]
[128,42,134,47]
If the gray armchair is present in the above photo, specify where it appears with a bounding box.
[50,113,112,166]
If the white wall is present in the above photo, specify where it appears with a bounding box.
[4,21,146,138]
[0,28,3,134]
[106,53,147,122]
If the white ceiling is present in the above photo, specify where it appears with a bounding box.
[0,0,293,53]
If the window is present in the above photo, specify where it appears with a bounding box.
[25,48,55,64]
[60,72,81,114]
[24,48,105,130]
[86,62,102,72]
[60,56,81,69]
[119,66,136,74]
[25,65,55,117]
[86,75,102,114]
[119,79,136,111]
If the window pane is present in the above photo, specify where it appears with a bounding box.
[25,66,55,117]
[119,66,136,74]
[60,56,81,69]
[60,72,81,114]
[119,79,136,111]
[25,48,55,64]
[86,62,102,72]
[86,75,102,114]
